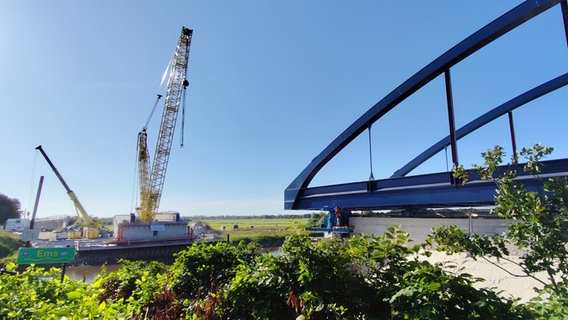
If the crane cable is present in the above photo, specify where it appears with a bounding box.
[143,95,163,131]
[130,142,140,214]
[133,59,172,213]
[143,58,172,130]
[27,150,39,218]
[180,79,189,148]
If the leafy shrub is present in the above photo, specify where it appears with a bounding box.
[224,232,381,319]
[171,241,261,301]
[0,262,123,319]
[96,259,168,302]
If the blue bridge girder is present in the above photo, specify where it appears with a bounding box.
[294,159,568,210]
[285,0,568,211]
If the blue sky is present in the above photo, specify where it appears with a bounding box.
[1,1,567,218]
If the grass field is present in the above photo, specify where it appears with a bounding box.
[195,217,312,244]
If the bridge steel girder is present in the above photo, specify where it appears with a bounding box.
[285,0,565,210]
[293,159,568,211]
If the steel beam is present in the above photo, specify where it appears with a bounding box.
[287,159,568,211]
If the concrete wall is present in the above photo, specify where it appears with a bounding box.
[350,217,513,244]
[113,215,132,236]
[117,222,188,242]
[113,212,182,238]
[33,216,72,231]
[154,212,180,222]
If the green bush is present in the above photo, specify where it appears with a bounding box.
[0,262,124,319]
[171,241,261,301]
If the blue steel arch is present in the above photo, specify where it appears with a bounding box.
[285,0,568,210]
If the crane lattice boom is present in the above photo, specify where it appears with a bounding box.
[138,27,193,222]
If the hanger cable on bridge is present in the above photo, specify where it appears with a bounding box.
[445,146,449,172]
[368,125,374,180]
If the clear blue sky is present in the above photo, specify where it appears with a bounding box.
[1,1,567,218]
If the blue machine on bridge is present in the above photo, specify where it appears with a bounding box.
[310,207,354,235]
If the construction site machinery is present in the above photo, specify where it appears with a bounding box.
[137,27,193,222]
[35,145,102,239]
[310,207,354,237]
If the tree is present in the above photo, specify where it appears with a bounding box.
[433,143,568,318]
[0,193,21,225]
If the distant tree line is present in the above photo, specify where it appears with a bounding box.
[187,208,498,221]
[0,193,21,225]
[186,213,316,220]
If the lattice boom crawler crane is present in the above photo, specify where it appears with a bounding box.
[137,27,193,222]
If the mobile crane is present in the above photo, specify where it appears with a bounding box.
[35,145,103,239]
[137,27,193,222]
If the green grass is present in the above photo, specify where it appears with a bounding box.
[197,217,311,245]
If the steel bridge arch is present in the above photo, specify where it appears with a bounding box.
[285,0,568,210]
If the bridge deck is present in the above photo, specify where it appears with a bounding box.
[286,159,568,211]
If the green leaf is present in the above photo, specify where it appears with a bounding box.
[66,291,82,300]
[427,282,441,291]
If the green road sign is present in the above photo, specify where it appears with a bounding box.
[17,247,75,264]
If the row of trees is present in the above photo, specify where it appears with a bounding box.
[0,193,21,225]
[187,213,316,220]
[0,144,566,319]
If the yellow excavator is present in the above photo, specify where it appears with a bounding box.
[36,145,103,239]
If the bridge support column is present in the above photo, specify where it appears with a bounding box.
[367,125,375,181]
